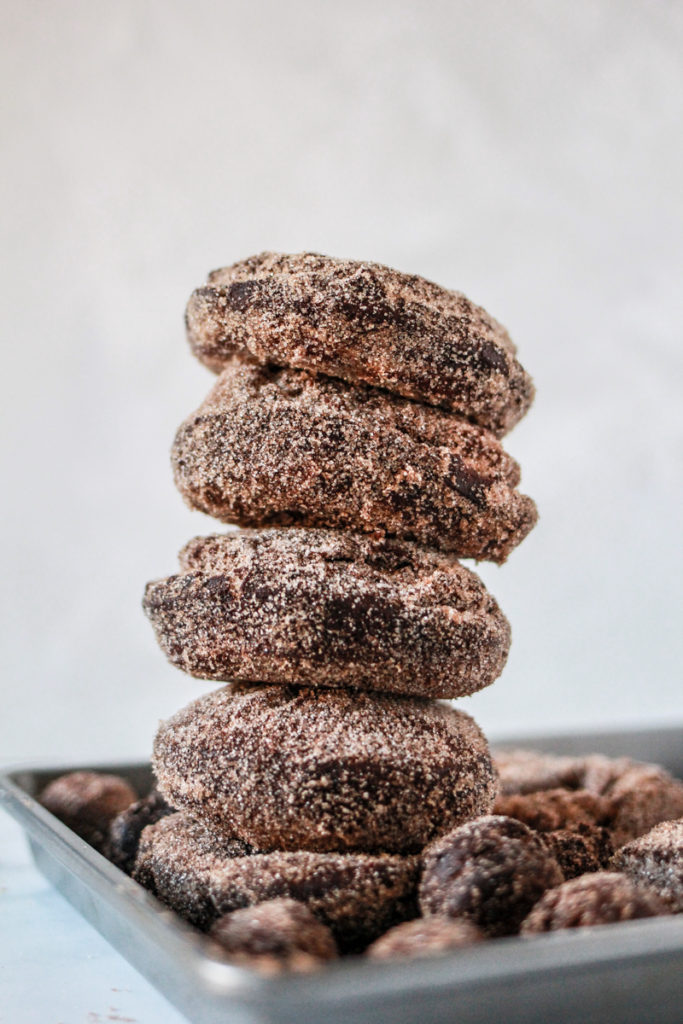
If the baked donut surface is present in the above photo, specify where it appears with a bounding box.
[186,252,534,436]
[171,361,537,563]
[152,685,496,854]
[143,528,511,699]
[134,812,419,952]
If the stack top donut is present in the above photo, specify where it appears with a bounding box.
[185,251,534,436]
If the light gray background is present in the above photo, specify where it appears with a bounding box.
[2,0,682,767]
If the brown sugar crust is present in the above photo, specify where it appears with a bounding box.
[152,685,496,854]
[208,898,338,973]
[171,361,537,563]
[143,528,511,699]
[612,819,683,912]
[40,772,137,854]
[493,789,613,832]
[493,749,683,847]
[520,872,669,933]
[134,812,419,952]
[108,790,176,875]
[541,825,614,880]
[185,252,534,436]
[419,815,563,937]
[366,916,483,959]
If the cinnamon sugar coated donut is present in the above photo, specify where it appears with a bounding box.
[612,819,683,911]
[493,789,612,832]
[133,811,256,928]
[493,748,683,846]
[419,815,563,936]
[40,772,137,853]
[171,361,537,563]
[366,916,483,959]
[520,872,670,933]
[152,685,496,853]
[135,812,419,951]
[185,252,534,436]
[209,899,338,972]
[143,527,511,698]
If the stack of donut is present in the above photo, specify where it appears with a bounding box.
[141,252,539,953]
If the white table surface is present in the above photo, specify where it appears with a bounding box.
[0,810,188,1024]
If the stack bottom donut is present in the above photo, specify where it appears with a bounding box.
[141,252,538,952]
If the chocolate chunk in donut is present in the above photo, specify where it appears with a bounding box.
[152,685,496,854]
[612,819,683,911]
[366,916,483,960]
[186,252,534,436]
[208,899,337,972]
[40,771,137,853]
[143,527,511,699]
[171,361,537,563]
[134,812,419,952]
[521,872,670,933]
[419,815,564,937]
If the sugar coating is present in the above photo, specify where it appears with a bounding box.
[419,815,564,937]
[40,771,137,854]
[134,812,419,952]
[208,898,337,973]
[143,527,511,699]
[493,789,612,832]
[171,361,537,563]
[612,819,683,912]
[521,872,670,933]
[366,916,483,959]
[108,790,176,875]
[185,252,534,436]
[133,811,255,928]
[541,825,614,880]
[152,684,496,854]
[493,749,683,847]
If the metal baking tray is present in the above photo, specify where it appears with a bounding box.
[2,725,682,1024]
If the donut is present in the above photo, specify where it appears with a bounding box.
[185,252,534,436]
[366,916,483,960]
[134,812,419,952]
[208,899,338,973]
[152,685,496,854]
[492,789,613,832]
[419,815,563,937]
[171,361,537,563]
[132,813,256,928]
[612,819,683,911]
[143,527,511,699]
[493,749,683,847]
[520,872,670,933]
[40,772,137,854]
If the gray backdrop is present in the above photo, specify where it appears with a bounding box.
[2,0,682,764]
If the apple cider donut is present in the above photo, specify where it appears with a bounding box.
[171,361,537,563]
[143,528,511,699]
[185,252,534,436]
[152,685,496,854]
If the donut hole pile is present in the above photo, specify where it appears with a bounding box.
[41,253,682,967]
